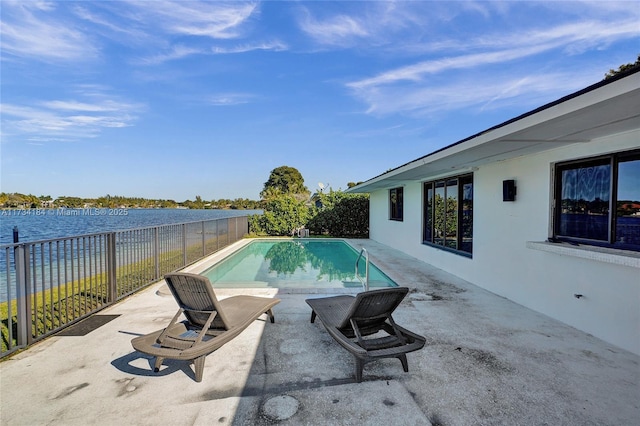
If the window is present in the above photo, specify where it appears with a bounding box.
[423,174,473,255]
[389,187,403,221]
[554,149,640,251]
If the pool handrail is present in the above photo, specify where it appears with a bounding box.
[355,248,369,291]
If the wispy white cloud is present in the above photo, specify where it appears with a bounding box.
[40,99,132,113]
[354,71,597,118]
[296,2,433,48]
[348,45,552,90]
[112,2,282,64]
[72,3,150,44]
[120,0,259,39]
[211,41,288,54]
[2,1,265,66]
[297,1,639,55]
[404,17,637,58]
[475,19,640,54]
[136,39,287,65]
[0,89,144,141]
[344,7,640,117]
[136,45,209,65]
[0,1,98,62]
[206,93,255,106]
[298,11,369,46]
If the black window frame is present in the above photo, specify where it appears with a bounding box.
[423,173,473,257]
[553,149,640,252]
[389,187,404,221]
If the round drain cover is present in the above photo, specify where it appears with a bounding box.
[262,395,299,421]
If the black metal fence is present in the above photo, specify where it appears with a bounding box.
[0,216,248,357]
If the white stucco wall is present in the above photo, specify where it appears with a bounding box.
[369,129,640,355]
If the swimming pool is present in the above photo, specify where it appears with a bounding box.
[201,239,397,289]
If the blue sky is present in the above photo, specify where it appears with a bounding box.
[1,1,639,202]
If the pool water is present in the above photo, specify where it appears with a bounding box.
[201,240,397,289]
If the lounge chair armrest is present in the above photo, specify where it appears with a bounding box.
[192,310,218,345]
[157,309,218,349]
[156,308,186,344]
[325,326,368,356]
[392,323,427,344]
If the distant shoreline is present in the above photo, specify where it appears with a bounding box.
[0,192,262,211]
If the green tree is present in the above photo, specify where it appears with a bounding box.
[194,195,205,209]
[605,54,640,79]
[260,166,309,200]
[56,196,84,208]
[96,195,115,207]
[249,195,312,236]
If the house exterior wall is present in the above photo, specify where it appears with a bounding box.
[369,129,640,355]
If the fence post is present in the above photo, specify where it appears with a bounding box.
[215,220,219,252]
[154,227,160,279]
[106,233,117,302]
[182,223,187,267]
[201,221,205,257]
[14,244,30,347]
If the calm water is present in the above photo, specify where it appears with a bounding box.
[0,208,262,245]
[202,240,397,289]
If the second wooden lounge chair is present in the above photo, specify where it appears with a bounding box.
[306,287,426,382]
[131,272,280,382]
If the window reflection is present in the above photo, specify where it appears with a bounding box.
[559,162,610,241]
[616,159,640,245]
[554,149,640,251]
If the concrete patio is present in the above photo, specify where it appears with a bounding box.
[1,239,638,425]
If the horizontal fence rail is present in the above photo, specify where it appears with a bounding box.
[0,216,249,357]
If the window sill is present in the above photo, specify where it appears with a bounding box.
[526,241,640,269]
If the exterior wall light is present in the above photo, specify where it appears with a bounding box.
[503,179,516,202]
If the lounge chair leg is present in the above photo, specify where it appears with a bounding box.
[398,354,409,372]
[154,357,164,373]
[193,356,206,382]
[267,309,275,323]
[310,311,317,323]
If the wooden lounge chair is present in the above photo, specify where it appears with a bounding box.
[131,272,280,382]
[306,287,426,382]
